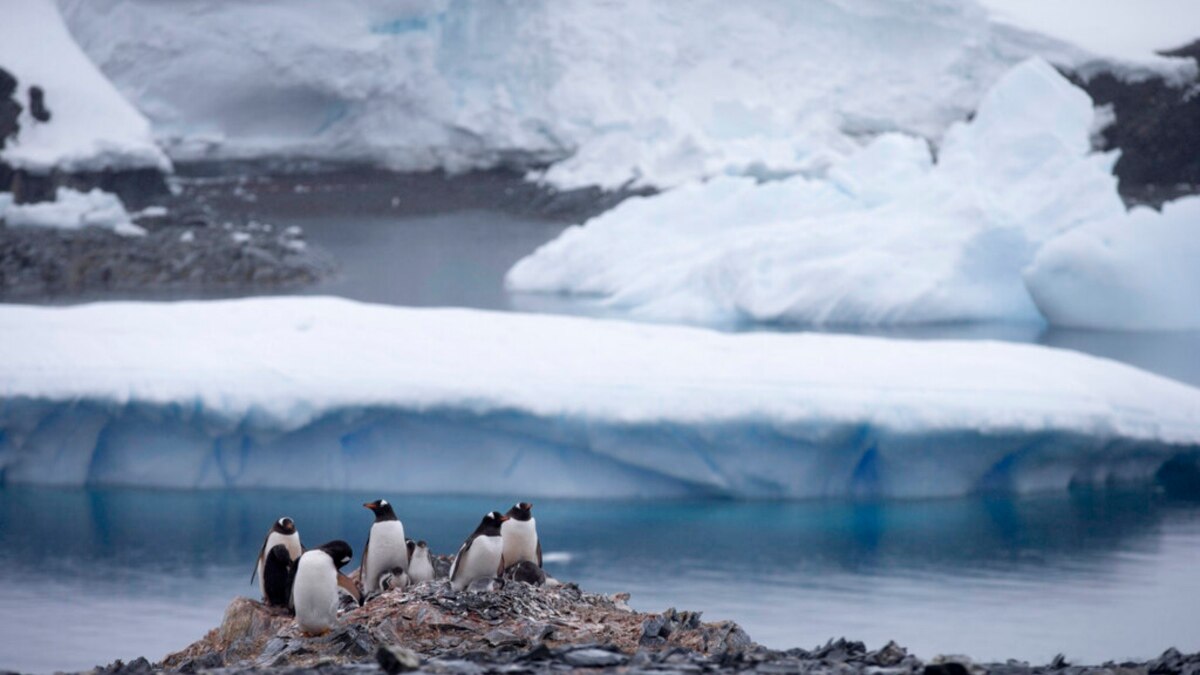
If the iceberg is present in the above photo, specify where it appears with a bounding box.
[1,297,1197,498]
[508,59,1127,327]
[0,0,169,174]
[55,0,1188,190]
[1025,196,1200,331]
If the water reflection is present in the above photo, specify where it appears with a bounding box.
[1,488,1198,672]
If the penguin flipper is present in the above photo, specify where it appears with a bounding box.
[536,540,543,568]
[251,530,271,584]
[360,531,371,590]
[337,572,362,606]
[449,537,471,584]
[497,554,506,577]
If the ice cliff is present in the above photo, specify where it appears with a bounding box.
[1,297,1197,498]
[55,0,1193,190]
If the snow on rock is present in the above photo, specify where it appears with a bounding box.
[54,0,1174,191]
[1,296,1198,498]
[0,186,143,235]
[1025,196,1200,331]
[508,59,1125,327]
[0,0,169,173]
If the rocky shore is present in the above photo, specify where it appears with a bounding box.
[77,576,1200,675]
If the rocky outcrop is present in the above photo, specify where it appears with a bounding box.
[1067,45,1200,206]
[163,581,751,671]
[0,207,332,299]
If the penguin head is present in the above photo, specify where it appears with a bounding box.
[505,502,534,521]
[363,499,398,522]
[317,540,354,569]
[477,511,509,536]
[274,517,297,534]
[406,539,416,558]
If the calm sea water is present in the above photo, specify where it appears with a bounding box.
[4,200,1199,672]
[0,488,1197,673]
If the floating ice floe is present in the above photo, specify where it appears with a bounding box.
[1,186,144,236]
[0,297,1197,498]
[1025,196,1200,331]
[509,59,1127,327]
[0,0,170,174]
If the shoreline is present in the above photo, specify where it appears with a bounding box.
[76,577,1200,675]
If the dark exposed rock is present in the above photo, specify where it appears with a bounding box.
[27,85,49,123]
[1066,66,1200,206]
[0,209,332,299]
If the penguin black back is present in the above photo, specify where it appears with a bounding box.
[262,544,295,608]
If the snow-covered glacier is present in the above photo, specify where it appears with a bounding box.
[0,0,168,174]
[1,297,1197,498]
[54,0,1192,190]
[509,59,1136,327]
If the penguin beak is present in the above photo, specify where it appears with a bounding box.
[499,515,510,522]
[363,502,376,510]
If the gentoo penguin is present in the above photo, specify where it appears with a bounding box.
[262,544,296,608]
[407,539,436,584]
[501,502,541,568]
[361,499,408,594]
[252,517,302,602]
[449,511,507,591]
[292,540,356,635]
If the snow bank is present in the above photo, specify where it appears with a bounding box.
[55,0,1179,190]
[0,186,144,235]
[1,297,1197,498]
[0,0,169,173]
[508,59,1126,327]
[1025,197,1200,331]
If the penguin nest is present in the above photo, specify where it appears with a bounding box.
[163,579,752,670]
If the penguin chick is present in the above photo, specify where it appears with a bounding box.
[379,566,409,592]
[361,499,408,594]
[407,539,436,584]
[501,502,541,569]
[449,511,507,591]
[503,559,546,586]
[253,517,301,602]
[293,540,353,635]
[262,544,295,608]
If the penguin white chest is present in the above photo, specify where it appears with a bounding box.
[501,518,538,567]
[452,535,503,590]
[258,531,301,597]
[292,551,339,634]
[364,520,407,592]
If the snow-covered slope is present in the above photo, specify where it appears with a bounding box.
[0,0,169,173]
[1,297,1197,497]
[509,59,1133,327]
[55,0,1190,190]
